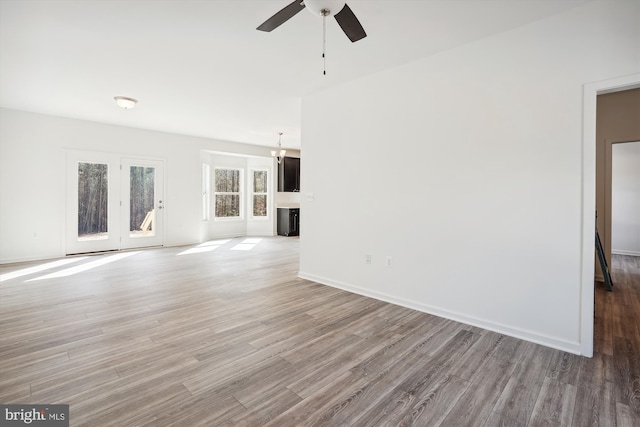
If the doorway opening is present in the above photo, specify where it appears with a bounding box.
[581,74,640,357]
[66,151,165,255]
[611,141,640,258]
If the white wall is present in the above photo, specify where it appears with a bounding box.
[612,141,640,256]
[0,108,276,263]
[299,0,640,354]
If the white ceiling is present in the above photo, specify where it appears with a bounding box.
[0,0,590,150]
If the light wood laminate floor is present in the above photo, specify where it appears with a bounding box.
[0,237,638,426]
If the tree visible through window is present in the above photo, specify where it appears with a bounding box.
[77,162,108,239]
[215,169,241,218]
[129,166,155,236]
[252,170,268,217]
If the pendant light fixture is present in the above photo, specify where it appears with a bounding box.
[271,132,286,164]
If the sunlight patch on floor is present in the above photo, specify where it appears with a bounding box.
[27,252,140,281]
[231,238,263,251]
[178,247,217,255]
[177,239,231,256]
[200,239,231,247]
[0,257,89,282]
[242,238,263,244]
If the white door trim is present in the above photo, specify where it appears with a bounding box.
[66,150,166,254]
[580,73,640,357]
[66,150,121,254]
[120,158,165,249]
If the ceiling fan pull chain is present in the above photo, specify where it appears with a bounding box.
[322,12,327,75]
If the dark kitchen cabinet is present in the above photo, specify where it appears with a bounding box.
[277,208,299,236]
[278,157,300,192]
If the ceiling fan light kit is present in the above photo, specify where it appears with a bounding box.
[304,0,346,16]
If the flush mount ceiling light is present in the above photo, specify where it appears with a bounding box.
[114,96,137,109]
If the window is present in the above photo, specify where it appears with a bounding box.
[202,164,210,221]
[214,168,241,218]
[252,170,268,217]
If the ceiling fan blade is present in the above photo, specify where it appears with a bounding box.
[334,3,366,42]
[257,1,305,32]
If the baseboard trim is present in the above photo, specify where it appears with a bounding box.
[298,271,583,355]
[612,249,640,257]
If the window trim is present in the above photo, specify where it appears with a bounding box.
[250,168,269,220]
[214,167,243,220]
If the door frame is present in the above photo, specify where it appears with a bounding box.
[120,158,165,250]
[66,150,165,255]
[580,73,640,357]
[604,138,640,268]
[66,150,121,254]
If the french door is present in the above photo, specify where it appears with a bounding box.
[66,151,164,254]
[120,158,164,249]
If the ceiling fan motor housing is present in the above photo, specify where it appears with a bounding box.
[304,0,346,16]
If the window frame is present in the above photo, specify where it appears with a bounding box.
[214,167,243,220]
[250,168,269,220]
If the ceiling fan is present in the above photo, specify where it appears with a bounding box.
[257,0,367,43]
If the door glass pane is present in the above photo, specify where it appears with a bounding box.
[77,162,108,241]
[130,166,155,237]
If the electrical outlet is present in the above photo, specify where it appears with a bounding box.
[385,256,393,267]
[365,254,372,264]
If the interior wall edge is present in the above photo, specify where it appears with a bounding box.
[581,72,640,357]
[298,271,583,356]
